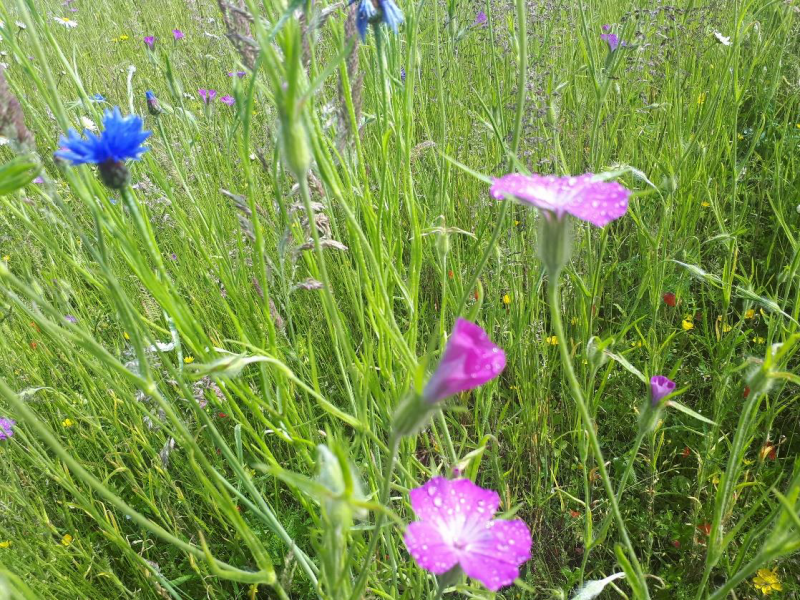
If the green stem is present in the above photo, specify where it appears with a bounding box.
[547,275,650,598]
[347,434,400,600]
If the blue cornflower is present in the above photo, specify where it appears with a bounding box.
[90,93,106,103]
[145,90,162,115]
[56,107,151,189]
[353,0,404,40]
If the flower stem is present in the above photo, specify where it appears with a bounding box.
[547,275,650,599]
[347,433,400,600]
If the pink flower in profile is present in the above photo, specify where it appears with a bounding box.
[423,318,506,404]
[0,417,16,441]
[220,95,235,106]
[601,32,619,51]
[172,29,184,40]
[198,89,217,103]
[490,173,630,227]
[404,477,532,591]
[473,11,488,26]
[650,375,676,406]
[144,36,155,49]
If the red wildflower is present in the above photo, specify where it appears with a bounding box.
[681,446,691,458]
[448,270,454,279]
[662,292,676,307]
[743,386,751,398]
[672,540,681,549]
[218,412,227,418]
[698,523,711,536]
[569,510,581,518]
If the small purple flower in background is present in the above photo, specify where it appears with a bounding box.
[172,29,184,40]
[0,417,16,441]
[227,71,247,78]
[423,318,506,404]
[600,32,619,51]
[64,314,78,323]
[650,375,676,406]
[400,66,406,82]
[198,88,217,103]
[601,24,612,32]
[474,10,488,26]
[490,173,631,227]
[404,477,532,591]
[220,95,235,106]
[144,35,155,49]
[169,253,178,261]
[33,176,44,184]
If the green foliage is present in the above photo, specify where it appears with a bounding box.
[0,0,799,598]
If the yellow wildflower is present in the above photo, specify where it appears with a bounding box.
[737,133,744,140]
[630,340,643,348]
[753,568,782,595]
[545,336,558,346]
[752,336,765,344]
[722,323,732,333]
[61,534,73,547]
[697,92,706,105]
[682,319,694,331]
[701,201,711,208]
[123,331,130,340]
[502,294,511,306]
[0,541,11,549]
[119,34,129,40]
[2,255,8,262]
[184,356,195,364]
[744,309,755,319]
[62,418,74,428]
[570,317,578,325]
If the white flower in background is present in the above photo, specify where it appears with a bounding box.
[54,16,77,28]
[15,21,27,30]
[713,31,731,46]
[80,116,98,132]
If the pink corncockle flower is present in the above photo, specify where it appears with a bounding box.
[473,11,487,26]
[0,417,15,441]
[198,88,217,103]
[490,173,630,227]
[172,29,184,40]
[650,375,676,406]
[404,477,532,591]
[423,318,505,403]
[144,35,155,49]
[220,95,235,106]
[600,32,619,51]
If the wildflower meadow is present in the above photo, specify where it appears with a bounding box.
[1,0,799,598]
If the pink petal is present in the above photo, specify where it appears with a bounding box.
[459,519,532,591]
[404,521,459,574]
[410,477,500,522]
[423,319,506,403]
[490,173,630,227]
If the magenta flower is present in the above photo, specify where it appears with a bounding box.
[423,318,505,404]
[601,24,612,32]
[490,173,630,227]
[227,71,247,78]
[650,375,676,406]
[34,176,44,184]
[64,314,78,323]
[404,477,532,591]
[474,11,488,26]
[0,417,16,441]
[144,36,155,49]
[198,89,217,103]
[172,29,184,40]
[601,32,619,51]
[220,95,235,106]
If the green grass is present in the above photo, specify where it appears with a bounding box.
[1,0,799,598]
